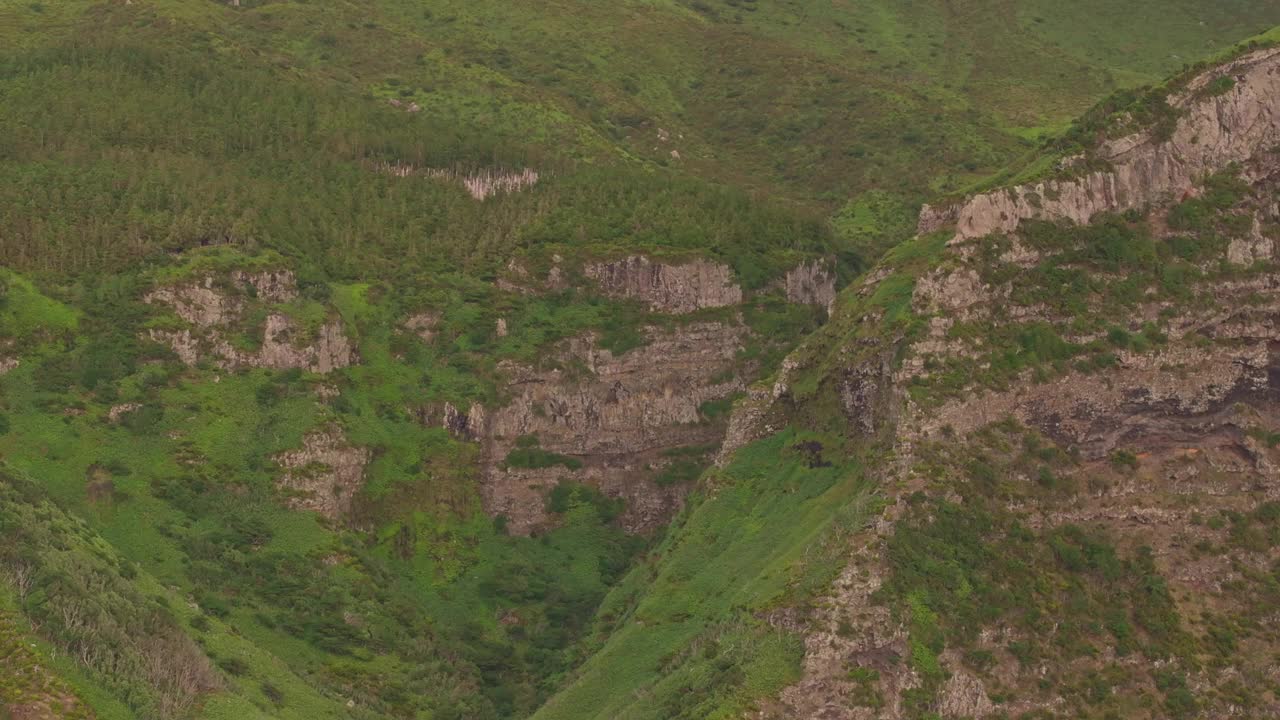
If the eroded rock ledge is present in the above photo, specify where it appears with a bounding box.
[274,425,370,522]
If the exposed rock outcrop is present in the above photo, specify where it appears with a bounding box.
[917,340,1274,458]
[274,426,370,522]
[911,267,991,316]
[715,386,779,466]
[375,162,539,199]
[495,256,571,296]
[584,256,743,313]
[837,349,900,438]
[919,46,1280,242]
[402,313,439,343]
[145,270,354,373]
[244,314,353,374]
[752,46,1280,720]
[442,402,487,441]
[145,279,239,327]
[1227,215,1275,265]
[784,260,838,314]
[106,403,141,423]
[230,269,297,302]
[478,321,750,534]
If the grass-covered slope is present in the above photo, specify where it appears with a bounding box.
[533,431,876,720]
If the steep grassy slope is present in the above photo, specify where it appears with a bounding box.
[533,432,877,720]
[1,2,1279,719]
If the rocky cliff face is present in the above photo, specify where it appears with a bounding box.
[274,425,370,522]
[919,46,1280,242]
[784,259,838,314]
[474,321,749,535]
[583,256,743,313]
[145,270,354,373]
[746,45,1280,720]
[438,252,839,534]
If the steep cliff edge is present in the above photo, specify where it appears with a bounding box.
[734,43,1280,720]
[919,46,1280,242]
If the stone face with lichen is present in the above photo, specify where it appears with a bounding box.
[784,259,838,314]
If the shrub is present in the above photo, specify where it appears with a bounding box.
[545,481,623,522]
[654,458,705,486]
[1110,450,1139,471]
[1203,75,1235,97]
[217,657,250,677]
[261,681,285,706]
[503,446,581,471]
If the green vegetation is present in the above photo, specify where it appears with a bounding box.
[0,268,78,342]
[882,424,1201,718]
[504,437,582,472]
[533,431,875,720]
[0,466,219,719]
[0,1,1278,717]
[978,24,1280,191]
[0,608,97,720]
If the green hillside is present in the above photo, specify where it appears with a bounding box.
[3,0,1279,273]
[1,1,1279,718]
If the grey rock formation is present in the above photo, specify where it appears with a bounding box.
[1227,215,1275,265]
[442,402,486,441]
[584,256,743,313]
[144,270,354,374]
[402,313,439,343]
[919,47,1280,242]
[784,259,838,314]
[479,321,749,534]
[274,426,370,521]
[106,403,141,423]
